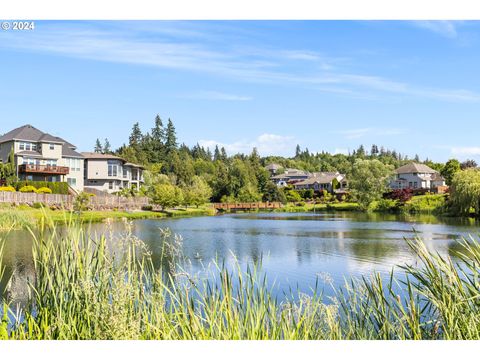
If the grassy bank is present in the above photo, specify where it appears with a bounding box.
[2,217,480,339]
[272,202,360,213]
[0,204,215,230]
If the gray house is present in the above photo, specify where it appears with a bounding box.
[271,168,310,187]
[0,124,84,191]
[82,152,144,194]
[390,163,446,190]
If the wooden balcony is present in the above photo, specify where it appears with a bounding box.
[19,164,69,175]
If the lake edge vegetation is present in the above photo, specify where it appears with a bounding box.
[2,215,480,340]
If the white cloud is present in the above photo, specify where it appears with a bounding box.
[451,147,480,156]
[335,128,406,140]
[180,91,252,101]
[333,148,349,155]
[198,133,296,156]
[413,21,459,39]
[1,22,480,103]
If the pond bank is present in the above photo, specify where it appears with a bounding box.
[0,205,216,230]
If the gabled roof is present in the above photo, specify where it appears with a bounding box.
[295,172,344,186]
[394,163,436,174]
[124,162,145,169]
[0,125,64,144]
[265,163,282,171]
[271,169,310,180]
[81,152,124,161]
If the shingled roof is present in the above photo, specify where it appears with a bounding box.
[394,163,437,174]
[0,124,63,144]
[81,152,125,161]
[295,172,344,186]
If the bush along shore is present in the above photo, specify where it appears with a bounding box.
[0,204,216,231]
[2,216,480,340]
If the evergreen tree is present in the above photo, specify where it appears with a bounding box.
[213,145,221,162]
[295,144,301,158]
[94,139,103,153]
[129,122,143,148]
[103,138,111,154]
[165,118,177,154]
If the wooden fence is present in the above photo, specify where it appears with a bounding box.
[0,191,150,210]
[213,202,283,211]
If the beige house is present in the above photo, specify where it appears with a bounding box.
[0,124,84,192]
[293,172,348,193]
[82,152,144,194]
[390,163,446,190]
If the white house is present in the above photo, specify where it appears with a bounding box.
[390,163,446,190]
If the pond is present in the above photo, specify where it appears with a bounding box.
[2,211,480,303]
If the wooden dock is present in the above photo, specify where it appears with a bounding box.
[213,202,283,211]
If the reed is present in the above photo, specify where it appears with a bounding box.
[1,214,480,340]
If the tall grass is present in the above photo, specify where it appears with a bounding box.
[1,215,480,339]
[0,207,36,231]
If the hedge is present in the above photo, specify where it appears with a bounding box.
[14,181,69,195]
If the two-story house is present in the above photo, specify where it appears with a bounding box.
[0,125,84,191]
[82,152,144,194]
[389,163,446,191]
[293,172,348,193]
[271,168,310,187]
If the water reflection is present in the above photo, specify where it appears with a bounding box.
[1,212,480,303]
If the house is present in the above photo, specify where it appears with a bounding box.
[271,168,310,187]
[265,163,282,176]
[389,163,446,191]
[82,152,144,194]
[0,124,84,192]
[293,172,348,193]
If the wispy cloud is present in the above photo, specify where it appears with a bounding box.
[413,21,460,39]
[1,21,480,103]
[180,91,252,101]
[451,147,480,156]
[199,133,296,156]
[335,128,406,140]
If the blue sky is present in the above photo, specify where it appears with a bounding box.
[0,20,479,161]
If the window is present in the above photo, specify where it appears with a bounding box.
[108,161,118,177]
[19,142,25,150]
[32,143,37,151]
[123,167,128,178]
[108,181,113,190]
[49,144,55,150]
[414,182,418,188]
[25,143,31,151]
[67,178,77,186]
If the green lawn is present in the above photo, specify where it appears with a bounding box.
[0,204,216,230]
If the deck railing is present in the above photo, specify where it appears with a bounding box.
[19,164,70,175]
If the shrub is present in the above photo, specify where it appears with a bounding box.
[14,181,69,195]
[404,194,446,214]
[36,187,53,194]
[33,202,46,209]
[19,185,38,193]
[73,192,92,212]
[371,198,400,213]
[0,186,15,192]
[142,205,153,211]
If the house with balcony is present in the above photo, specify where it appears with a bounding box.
[82,152,144,194]
[389,163,446,191]
[271,168,310,187]
[293,172,348,193]
[0,124,84,191]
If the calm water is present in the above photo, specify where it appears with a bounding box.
[2,212,480,302]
